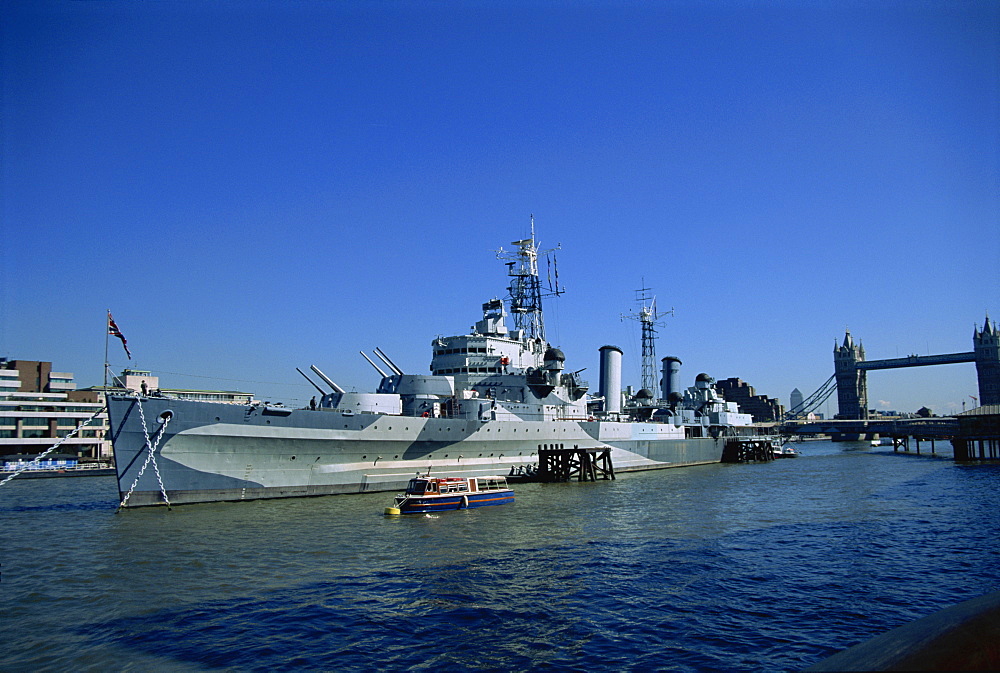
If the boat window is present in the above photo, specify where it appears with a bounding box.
[481,478,507,490]
[406,479,430,494]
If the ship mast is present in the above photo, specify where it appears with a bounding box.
[497,216,561,344]
[623,283,672,394]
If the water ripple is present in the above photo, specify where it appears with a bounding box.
[3,446,1000,671]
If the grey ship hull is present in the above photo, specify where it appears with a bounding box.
[108,395,729,508]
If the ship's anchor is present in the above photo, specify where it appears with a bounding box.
[117,395,172,511]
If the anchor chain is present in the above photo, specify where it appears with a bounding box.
[117,395,172,511]
[0,406,106,487]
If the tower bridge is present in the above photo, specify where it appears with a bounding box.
[832,316,999,420]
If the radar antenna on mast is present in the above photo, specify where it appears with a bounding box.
[496,215,562,343]
[622,281,673,394]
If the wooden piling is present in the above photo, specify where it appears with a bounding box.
[721,439,775,463]
[537,446,615,482]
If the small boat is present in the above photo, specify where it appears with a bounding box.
[773,444,800,458]
[384,475,514,515]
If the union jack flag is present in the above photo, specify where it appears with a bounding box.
[108,311,132,359]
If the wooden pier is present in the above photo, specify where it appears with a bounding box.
[952,405,1000,461]
[953,437,1000,460]
[537,446,615,482]
[889,434,944,455]
[721,439,774,463]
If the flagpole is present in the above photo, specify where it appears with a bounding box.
[104,310,110,391]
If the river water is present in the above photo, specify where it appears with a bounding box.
[2,440,999,672]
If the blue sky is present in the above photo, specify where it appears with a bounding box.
[2,0,998,416]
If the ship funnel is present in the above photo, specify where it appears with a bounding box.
[661,356,682,400]
[309,365,346,394]
[599,345,623,414]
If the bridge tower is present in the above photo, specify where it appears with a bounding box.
[974,316,1000,406]
[834,330,868,419]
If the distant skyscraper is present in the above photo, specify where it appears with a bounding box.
[790,388,804,413]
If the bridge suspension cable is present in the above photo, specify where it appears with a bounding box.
[784,374,837,420]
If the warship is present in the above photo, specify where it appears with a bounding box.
[107,226,770,508]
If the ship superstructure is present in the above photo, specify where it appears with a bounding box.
[107,226,763,508]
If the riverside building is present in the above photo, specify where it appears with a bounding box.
[715,377,784,422]
[0,359,110,462]
[110,368,254,404]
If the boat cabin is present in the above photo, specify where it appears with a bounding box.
[405,477,469,495]
[404,475,510,495]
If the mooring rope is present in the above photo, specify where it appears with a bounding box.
[116,395,172,511]
[0,406,107,488]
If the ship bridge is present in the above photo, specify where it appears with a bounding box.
[430,298,548,378]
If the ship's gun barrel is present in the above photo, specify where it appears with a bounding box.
[360,351,388,378]
[309,365,346,394]
[296,367,327,395]
[373,347,404,375]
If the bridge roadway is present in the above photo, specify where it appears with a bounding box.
[857,351,974,371]
[781,417,959,440]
